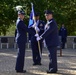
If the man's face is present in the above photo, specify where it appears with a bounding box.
[62,24,64,28]
[45,14,53,21]
[35,16,39,20]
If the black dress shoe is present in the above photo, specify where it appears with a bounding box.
[47,70,57,73]
[33,63,37,65]
[16,70,26,73]
[33,63,42,65]
[37,63,42,65]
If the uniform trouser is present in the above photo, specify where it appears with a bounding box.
[15,42,26,71]
[47,47,57,71]
[62,42,65,49]
[61,37,66,49]
[31,37,42,64]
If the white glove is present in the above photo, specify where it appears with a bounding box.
[32,22,36,28]
[36,36,41,41]
[35,33,39,37]
[35,26,40,32]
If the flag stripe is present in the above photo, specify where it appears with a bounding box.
[28,3,35,28]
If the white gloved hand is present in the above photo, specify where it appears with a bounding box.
[32,22,36,28]
[36,36,41,41]
[35,26,40,32]
[35,33,39,37]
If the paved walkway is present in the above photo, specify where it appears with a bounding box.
[0,48,76,75]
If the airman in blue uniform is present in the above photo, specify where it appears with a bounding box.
[59,24,67,49]
[15,10,28,73]
[28,12,45,65]
[36,10,60,73]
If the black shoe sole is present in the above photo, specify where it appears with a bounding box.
[33,63,42,66]
[16,70,26,73]
[47,72,57,73]
[47,70,57,73]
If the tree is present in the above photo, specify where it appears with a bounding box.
[0,0,16,35]
[0,0,76,35]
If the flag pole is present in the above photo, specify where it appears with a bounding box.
[31,3,42,57]
[36,31,42,57]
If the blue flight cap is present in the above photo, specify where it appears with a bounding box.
[44,10,53,15]
[34,12,40,16]
[18,10,25,15]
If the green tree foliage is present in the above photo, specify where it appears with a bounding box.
[0,0,16,35]
[0,0,76,35]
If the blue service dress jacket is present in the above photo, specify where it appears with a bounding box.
[59,27,67,38]
[28,20,45,38]
[16,18,28,43]
[40,19,60,48]
[59,27,67,42]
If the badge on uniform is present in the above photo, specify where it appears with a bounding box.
[40,23,43,27]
